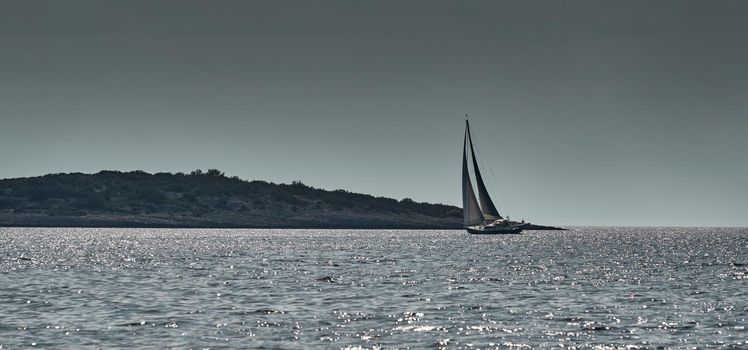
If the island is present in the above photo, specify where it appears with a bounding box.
[0,170,564,230]
[0,170,463,229]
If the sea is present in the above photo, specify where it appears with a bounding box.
[0,227,745,349]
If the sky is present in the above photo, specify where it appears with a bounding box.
[1,0,747,226]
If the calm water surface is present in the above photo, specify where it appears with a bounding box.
[0,227,746,349]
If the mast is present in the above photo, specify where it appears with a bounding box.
[463,123,485,226]
[465,120,503,220]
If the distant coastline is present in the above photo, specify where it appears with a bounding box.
[0,170,464,229]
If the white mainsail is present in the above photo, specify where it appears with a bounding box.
[462,125,485,226]
[465,121,503,220]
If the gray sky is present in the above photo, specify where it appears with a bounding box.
[1,0,747,226]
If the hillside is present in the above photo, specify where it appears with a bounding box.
[0,170,463,229]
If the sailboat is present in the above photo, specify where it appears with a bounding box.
[462,120,527,234]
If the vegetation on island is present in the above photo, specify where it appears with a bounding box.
[0,170,463,228]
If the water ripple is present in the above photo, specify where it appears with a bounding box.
[0,227,746,348]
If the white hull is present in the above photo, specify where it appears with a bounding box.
[466,225,522,235]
